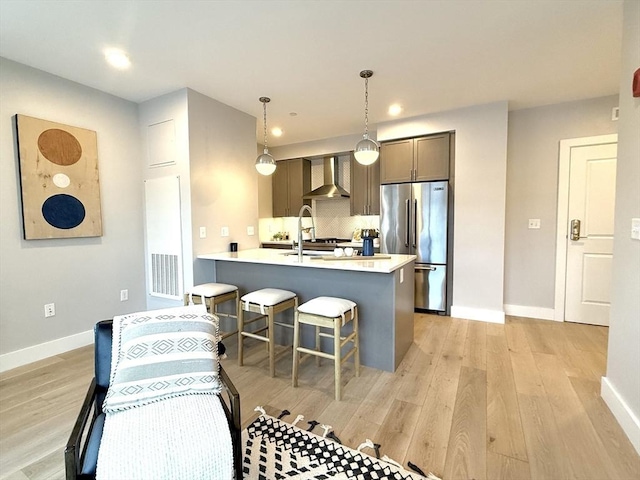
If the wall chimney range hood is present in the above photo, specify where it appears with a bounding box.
[303,156,350,199]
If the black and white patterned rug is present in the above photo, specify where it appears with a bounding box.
[242,410,439,479]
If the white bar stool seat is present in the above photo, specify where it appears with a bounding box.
[238,288,298,377]
[184,283,239,340]
[292,296,359,401]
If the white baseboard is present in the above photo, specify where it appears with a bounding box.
[503,304,557,321]
[601,376,640,455]
[0,329,93,373]
[450,305,505,324]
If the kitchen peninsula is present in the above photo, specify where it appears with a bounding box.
[197,249,416,372]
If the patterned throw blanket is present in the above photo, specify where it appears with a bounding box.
[97,394,233,479]
[242,411,440,480]
[96,306,233,480]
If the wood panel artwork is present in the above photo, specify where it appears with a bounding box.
[15,114,102,239]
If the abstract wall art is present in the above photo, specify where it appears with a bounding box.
[15,115,103,239]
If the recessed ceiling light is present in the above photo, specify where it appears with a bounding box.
[104,48,131,70]
[289,112,298,117]
[271,127,283,137]
[388,104,403,116]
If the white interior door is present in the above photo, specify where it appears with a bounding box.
[565,143,617,326]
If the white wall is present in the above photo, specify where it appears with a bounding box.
[270,133,365,160]
[504,96,618,316]
[138,88,260,306]
[138,89,193,310]
[377,102,509,323]
[0,59,146,370]
[602,0,640,454]
[186,89,259,285]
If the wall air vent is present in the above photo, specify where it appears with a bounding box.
[144,176,183,300]
[151,253,180,297]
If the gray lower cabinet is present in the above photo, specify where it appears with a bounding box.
[380,132,451,184]
[272,158,311,217]
[350,152,380,215]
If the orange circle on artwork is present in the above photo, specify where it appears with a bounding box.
[37,129,82,166]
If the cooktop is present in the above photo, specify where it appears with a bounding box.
[306,237,351,244]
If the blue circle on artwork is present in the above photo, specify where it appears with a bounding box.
[41,194,86,229]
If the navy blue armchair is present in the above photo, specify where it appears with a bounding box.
[64,320,241,479]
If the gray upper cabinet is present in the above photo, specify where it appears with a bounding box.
[350,152,380,215]
[272,158,311,217]
[380,132,451,184]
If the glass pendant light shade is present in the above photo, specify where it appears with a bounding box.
[255,97,277,176]
[354,135,379,165]
[255,149,276,175]
[354,70,379,166]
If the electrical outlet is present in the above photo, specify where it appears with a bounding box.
[44,303,55,317]
[199,226,206,238]
[247,226,255,236]
[528,218,541,229]
[221,226,229,237]
[120,289,129,301]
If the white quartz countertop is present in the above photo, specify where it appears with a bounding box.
[197,248,415,274]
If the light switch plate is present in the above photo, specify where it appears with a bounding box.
[221,226,229,237]
[247,226,255,236]
[632,218,640,241]
[528,218,541,229]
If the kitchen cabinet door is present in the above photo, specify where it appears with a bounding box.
[350,153,380,215]
[414,133,450,181]
[272,162,290,217]
[287,158,311,215]
[380,138,413,184]
[272,158,310,217]
[368,155,381,215]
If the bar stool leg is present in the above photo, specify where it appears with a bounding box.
[354,308,360,377]
[334,319,342,401]
[292,309,300,387]
[237,307,244,366]
[268,305,276,378]
[314,325,321,367]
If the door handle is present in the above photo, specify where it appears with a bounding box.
[415,265,436,271]
[570,219,586,241]
[412,199,417,248]
[405,199,410,247]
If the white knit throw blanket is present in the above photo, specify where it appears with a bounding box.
[96,394,233,480]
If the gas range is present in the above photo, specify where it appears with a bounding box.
[306,237,351,244]
[300,237,351,251]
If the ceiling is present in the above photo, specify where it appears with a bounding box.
[0,0,623,147]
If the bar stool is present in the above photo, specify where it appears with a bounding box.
[292,296,359,401]
[184,283,239,340]
[238,288,298,377]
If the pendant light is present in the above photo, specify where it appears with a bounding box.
[255,97,276,175]
[354,70,379,165]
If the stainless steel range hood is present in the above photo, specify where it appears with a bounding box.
[303,156,350,199]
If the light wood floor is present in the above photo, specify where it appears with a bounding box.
[1,314,638,479]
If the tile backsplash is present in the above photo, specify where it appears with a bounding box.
[259,156,380,242]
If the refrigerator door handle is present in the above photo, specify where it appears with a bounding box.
[412,198,418,248]
[405,199,410,247]
[415,265,436,271]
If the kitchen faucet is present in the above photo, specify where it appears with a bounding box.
[297,204,315,261]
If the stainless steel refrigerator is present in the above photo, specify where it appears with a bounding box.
[380,181,451,313]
